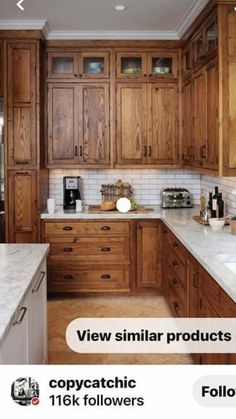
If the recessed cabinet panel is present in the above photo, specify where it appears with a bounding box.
[116,84,147,164]
[11,48,31,103]
[148,84,177,164]
[11,107,34,164]
[182,78,194,163]
[47,84,79,165]
[205,59,218,169]
[193,68,207,165]
[79,84,110,165]
[7,170,37,243]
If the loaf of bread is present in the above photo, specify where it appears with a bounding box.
[100,200,116,211]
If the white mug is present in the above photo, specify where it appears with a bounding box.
[47,198,56,214]
[75,199,84,212]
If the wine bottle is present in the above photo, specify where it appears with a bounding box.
[217,193,224,218]
[212,186,219,218]
[207,192,213,218]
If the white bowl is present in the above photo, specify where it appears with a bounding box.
[209,218,225,230]
[116,197,131,213]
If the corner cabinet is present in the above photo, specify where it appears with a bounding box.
[47,83,110,167]
[116,82,178,166]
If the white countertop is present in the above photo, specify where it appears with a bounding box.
[41,206,236,303]
[0,244,50,345]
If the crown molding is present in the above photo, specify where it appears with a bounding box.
[0,1,210,40]
[176,0,210,38]
[0,19,47,31]
[46,30,178,40]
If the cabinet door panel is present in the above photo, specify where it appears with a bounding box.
[7,170,37,243]
[149,84,177,164]
[193,68,207,165]
[116,84,147,164]
[79,84,110,165]
[182,78,194,163]
[47,84,78,165]
[7,43,36,166]
[136,221,161,289]
[205,59,218,169]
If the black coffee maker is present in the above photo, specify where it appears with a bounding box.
[63,176,81,210]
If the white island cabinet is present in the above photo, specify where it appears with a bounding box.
[0,244,49,365]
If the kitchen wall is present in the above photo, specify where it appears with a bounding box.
[201,175,236,216]
[49,169,201,208]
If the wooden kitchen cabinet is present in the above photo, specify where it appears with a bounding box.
[47,83,110,167]
[0,40,3,97]
[42,219,132,294]
[47,51,110,79]
[79,83,110,165]
[116,51,178,79]
[136,221,161,290]
[192,66,206,167]
[7,170,37,243]
[47,83,79,165]
[182,76,194,164]
[116,82,178,165]
[148,83,178,164]
[6,42,37,167]
[116,83,147,165]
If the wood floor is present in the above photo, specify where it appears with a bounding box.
[48,295,192,364]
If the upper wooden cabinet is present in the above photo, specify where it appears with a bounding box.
[116,82,178,166]
[193,11,217,68]
[6,42,37,167]
[182,76,194,164]
[47,83,110,167]
[116,51,178,79]
[47,51,110,79]
[0,40,3,97]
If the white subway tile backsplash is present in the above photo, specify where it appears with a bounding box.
[49,169,201,207]
[201,175,236,216]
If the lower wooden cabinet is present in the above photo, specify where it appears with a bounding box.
[136,221,161,290]
[43,219,132,293]
[7,170,38,243]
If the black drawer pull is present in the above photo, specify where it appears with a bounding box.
[171,278,179,288]
[172,261,178,269]
[101,274,111,280]
[173,302,180,312]
[63,226,73,231]
[15,161,29,164]
[64,274,74,280]
[172,243,179,250]
[101,226,111,231]
[101,247,111,252]
[64,247,73,252]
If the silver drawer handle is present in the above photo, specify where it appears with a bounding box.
[32,271,46,293]
[13,306,27,325]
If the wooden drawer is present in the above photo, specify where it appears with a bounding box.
[166,267,187,317]
[48,265,130,292]
[167,230,187,266]
[167,247,186,281]
[48,237,129,263]
[44,221,130,237]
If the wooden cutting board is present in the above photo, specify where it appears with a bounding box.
[88,205,154,214]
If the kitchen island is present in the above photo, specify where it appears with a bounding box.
[0,244,49,364]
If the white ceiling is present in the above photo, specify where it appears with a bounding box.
[0,0,209,39]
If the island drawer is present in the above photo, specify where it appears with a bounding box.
[48,265,130,292]
[48,237,129,262]
[44,221,130,237]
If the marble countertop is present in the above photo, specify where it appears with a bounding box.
[0,244,50,346]
[41,206,236,303]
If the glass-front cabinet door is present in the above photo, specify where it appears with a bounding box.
[205,17,217,54]
[116,53,146,78]
[48,53,78,78]
[148,53,177,78]
[80,52,109,78]
[194,29,205,65]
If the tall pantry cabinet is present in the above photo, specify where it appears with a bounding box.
[3,32,48,243]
